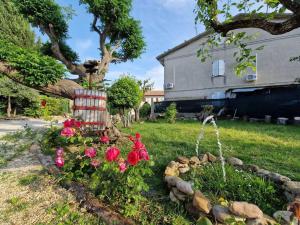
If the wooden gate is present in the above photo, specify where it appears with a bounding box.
[73,89,107,130]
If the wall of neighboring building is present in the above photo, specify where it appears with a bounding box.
[162,28,300,101]
[144,96,164,104]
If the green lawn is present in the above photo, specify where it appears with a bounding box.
[123,120,300,182]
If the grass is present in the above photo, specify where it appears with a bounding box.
[123,119,300,181]
[120,119,300,222]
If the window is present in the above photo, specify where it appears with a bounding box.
[212,60,225,77]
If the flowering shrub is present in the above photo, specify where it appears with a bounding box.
[44,119,153,218]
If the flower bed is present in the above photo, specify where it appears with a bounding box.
[164,153,300,225]
[39,118,154,222]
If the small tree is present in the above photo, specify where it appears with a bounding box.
[0,76,39,117]
[165,103,177,124]
[108,76,142,127]
[134,78,154,121]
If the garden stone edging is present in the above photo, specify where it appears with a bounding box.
[30,143,136,225]
[164,152,300,225]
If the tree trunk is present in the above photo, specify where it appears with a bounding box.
[13,108,17,117]
[7,96,11,118]
[134,107,140,122]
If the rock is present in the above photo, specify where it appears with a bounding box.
[169,191,179,203]
[190,156,201,165]
[176,180,194,195]
[192,190,212,214]
[273,210,298,225]
[199,154,208,164]
[212,205,235,223]
[165,176,183,187]
[227,157,243,166]
[229,202,263,219]
[185,202,207,219]
[268,172,290,184]
[206,152,217,162]
[284,181,300,196]
[172,187,187,201]
[256,169,271,178]
[244,164,260,172]
[246,215,277,225]
[179,167,190,174]
[177,156,190,164]
[164,161,179,177]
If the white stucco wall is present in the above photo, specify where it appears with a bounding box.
[161,28,300,101]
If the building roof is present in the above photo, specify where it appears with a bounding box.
[156,13,292,64]
[144,90,164,97]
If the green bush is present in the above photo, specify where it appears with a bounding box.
[24,96,69,118]
[165,103,177,123]
[186,164,285,215]
[140,102,151,118]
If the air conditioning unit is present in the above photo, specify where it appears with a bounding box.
[245,74,257,82]
[165,83,174,89]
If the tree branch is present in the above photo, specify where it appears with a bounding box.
[43,24,86,77]
[210,13,300,35]
[278,0,300,13]
[0,62,82,99]
[92,16,102,35]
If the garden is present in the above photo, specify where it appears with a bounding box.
[1,0,300,224]
[10,117,296,225]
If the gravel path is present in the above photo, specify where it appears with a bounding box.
[0,118,99,225]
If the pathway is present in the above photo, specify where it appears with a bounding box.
[0,118,99,225]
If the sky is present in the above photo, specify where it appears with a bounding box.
[40,0,204,89]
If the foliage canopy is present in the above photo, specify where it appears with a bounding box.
[108,76,142,111]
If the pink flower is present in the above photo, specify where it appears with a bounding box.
[55,157,64,168]
[100,135,110,144]
[61,127,76,137]
[139,149,150,161]
[84,147,97,158]
[56,147,64,157]
[105,147,120,162]
[127,150,139,166]
[119,162,127,173]
[90,159,101,168]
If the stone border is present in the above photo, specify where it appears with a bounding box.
[164,152,300,225]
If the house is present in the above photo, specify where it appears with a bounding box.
[143,90,164,104]
[156,17,300,118]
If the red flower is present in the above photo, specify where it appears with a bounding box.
[105,147,120,162]
[100,135,110,144]
[90,159,101,168]
[61,127,76,137]
[136,133,141,139]
[73,120,81,128]
[129,136,135,142]
[41,100,47,107]
[55,157,64,168]
[127,151,139,166]
[139,149,150,161]
[63,119,73,128]
[84,147,97,158]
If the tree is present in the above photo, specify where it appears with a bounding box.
[0,76,39,117]
[0,0,35,49]
[0,0,146,99]
[108,76,142,127]
[195,0,300,75]
[134,78,154,121]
